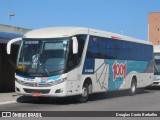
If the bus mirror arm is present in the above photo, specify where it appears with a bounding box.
[7,38,22,54]
[72,37,78,54]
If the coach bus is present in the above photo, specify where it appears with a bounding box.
[7,27,154,102]
[153,45,160,86]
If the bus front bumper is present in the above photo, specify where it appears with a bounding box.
[15,81,68,97]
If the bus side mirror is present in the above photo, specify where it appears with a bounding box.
[7,38,22,54]
[72,37,78,54]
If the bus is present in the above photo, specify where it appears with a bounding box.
[153,45,160,86]
[7,27,154,102]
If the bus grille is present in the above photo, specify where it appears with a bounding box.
[23,88,50,94]
[21,82,52,87]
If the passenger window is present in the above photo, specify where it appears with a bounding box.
[87,36,101,58]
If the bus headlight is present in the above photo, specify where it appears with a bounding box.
[15,78,24,84]
[49,77,67,85]
[154,75,160,80]
[15,77,21,84]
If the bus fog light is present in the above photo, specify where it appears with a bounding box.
[55,89,63,93]
[16,87,20,92]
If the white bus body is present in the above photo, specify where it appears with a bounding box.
[7,27,154,102]
[153,45,160,86]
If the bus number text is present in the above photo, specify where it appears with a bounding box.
[112,61,127,80]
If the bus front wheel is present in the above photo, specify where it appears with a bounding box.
[77,83,89,103]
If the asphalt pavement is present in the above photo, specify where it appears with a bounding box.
[0,87,160,120]
[0,92,19,105]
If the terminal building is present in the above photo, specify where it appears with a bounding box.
[148,13,160,86]
[0,24,30,92]
[148,12,160,45]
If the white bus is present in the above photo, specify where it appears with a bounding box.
[153,45,160,86]
[7,27,154,102]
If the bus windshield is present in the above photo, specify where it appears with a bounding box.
[17,38,69,76]
[154,53,160,75]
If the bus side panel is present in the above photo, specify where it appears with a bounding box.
[82,58,153,93]
[92,59,109,92]
[82,58,108,93]
[105,59,153,91]
[66,68,82,96]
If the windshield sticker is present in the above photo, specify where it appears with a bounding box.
[63,41,68,44]
[25,41,39,44]
[45,42,64,50]
[18,65,24,70]
[32,54,39,69]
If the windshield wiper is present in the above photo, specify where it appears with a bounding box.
[24,63,32,75]
[40,62,50,76]
[23,61,50,77]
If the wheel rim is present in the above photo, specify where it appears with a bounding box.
[82,87,88,97]
[131,83,136,93]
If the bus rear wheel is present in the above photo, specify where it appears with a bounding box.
[77,83,89,103]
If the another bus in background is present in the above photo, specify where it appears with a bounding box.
[153,45,160,86]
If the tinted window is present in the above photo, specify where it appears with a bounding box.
[67,34,87,71]
[86,35,153,61]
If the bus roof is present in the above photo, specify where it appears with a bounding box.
[24,27,150,45]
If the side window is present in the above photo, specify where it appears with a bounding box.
[106,38,114,59]
[137,44,143,60]
[76,35,87,61]
[87,36,116,59]
[125,42,131,60]
[114,40,118,59]
[67,34,87,71]
[130,43,135,60]
[148,45,153,60]
[116,41,125,60]
[101,38,107,58]
[87,36,101,58]
[101,37,114,59]
[67,40,76,69]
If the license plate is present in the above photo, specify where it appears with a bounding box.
[32,92,42,97]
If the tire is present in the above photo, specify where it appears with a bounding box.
[129,78,137,96]
[77,83,89,103]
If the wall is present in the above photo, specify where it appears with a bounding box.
[148,12,160,45]
[0,44,19,92]
[0,24,30,92]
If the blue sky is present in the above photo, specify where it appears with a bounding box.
[0,0,160,40]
